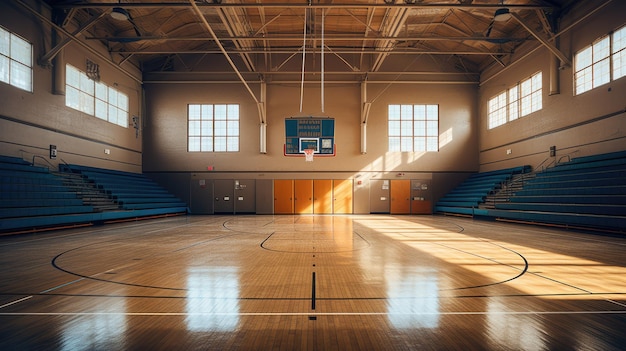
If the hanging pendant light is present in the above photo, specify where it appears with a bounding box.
[110,7,130,21]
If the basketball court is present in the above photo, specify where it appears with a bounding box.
[1,215,626,350]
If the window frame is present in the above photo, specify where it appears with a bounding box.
[388,104,439,152]
[487,71,542,129]
[65,63,129,128]
[574,24,626,95]
[0,26,33,92]
[187,103,240,153]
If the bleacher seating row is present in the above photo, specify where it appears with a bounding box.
[434,165,531,216]
[436,151,626,233]
[0,155,188,233]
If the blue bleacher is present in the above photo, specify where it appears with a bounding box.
[434,165,531,216]
[434,151,626,232]
[447,151,626,232]
[0,156,188,233]
[60,164,188,213]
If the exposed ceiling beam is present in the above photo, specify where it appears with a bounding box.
[188,0,261,106]
[87,35,525,42]
[111,49,511,55]
[14,0,141,84]
[53,3,556,10]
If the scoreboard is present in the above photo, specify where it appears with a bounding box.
[284,117,335,156]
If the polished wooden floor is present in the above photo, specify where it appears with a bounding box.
[1,215,626,350]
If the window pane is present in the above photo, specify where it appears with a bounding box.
[227,137,239,152]
[414,122,425,137]
[79,71,93,95]
[95,81,108,100]
[108,87,118,106]
[426,121,438,136]
[66,86,80,110]
[10,34,31,67]
[593,58,610,87]
[575,46,592,71]
[593,37,610,62]
[532,91,542,113]
[214,121,227,136]
[10,61,31,91]
[189,104,201,119]
[400,137,412,152]
[532,72,542,90]
[188,137,201,152]
[414,137,426,152]
[520,79,531,96]
[400,105,412,120]
[66,65,80,87]
[400,121,412,136]
[0,55,8,83]
[95,99,107,120]
[118,92,128,111]
[200,137,213,152]
[414,105,425,120]
[0,28,9,56]
[509,101,519,121]
[227,121,239,136]
[214,137,227,151]
[214,105,227,119]
[426,137,439,152]
[80,91,94,115]
[388,105,400,120]
[108,104,117,124]
[201,105,213,120]
[189,121,201,136]
[575,67,593,94]
[388,120,400,136]
[117,110,128,127]
[426,105,438,119]
[614,49,626,80]
[201,121,212,136]
[227,104,239,120]
[388,137,401,151]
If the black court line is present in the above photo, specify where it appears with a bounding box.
[312,272,316,310]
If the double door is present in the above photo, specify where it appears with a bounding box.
[370,179,431,214]
[274,179,353,214]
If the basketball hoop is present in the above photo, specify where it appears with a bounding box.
[304,149,314,162]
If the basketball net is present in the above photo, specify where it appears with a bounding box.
[304,149,314,162]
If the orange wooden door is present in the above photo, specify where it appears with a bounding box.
[333,179,353,214]
[390,179,410,214]
[274,179,293,214]
[294,179,313,214]
[313,179,333,214]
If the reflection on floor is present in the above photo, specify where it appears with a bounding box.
[1,215,626,350]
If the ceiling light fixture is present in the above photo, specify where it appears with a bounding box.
[110,7,130,21]
[493,7,511,22]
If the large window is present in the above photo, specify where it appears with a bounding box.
[188,104,239,152]
[488,72,542,129]
[0,26,33,92]
[575,25,626,95]
[388,104,439,152]
[65,64,129,127]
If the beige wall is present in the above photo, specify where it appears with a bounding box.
[142,80,478,175]
[0,1,143,172]
[477,1,626,172]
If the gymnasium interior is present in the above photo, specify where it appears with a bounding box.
[1,0,625,349]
